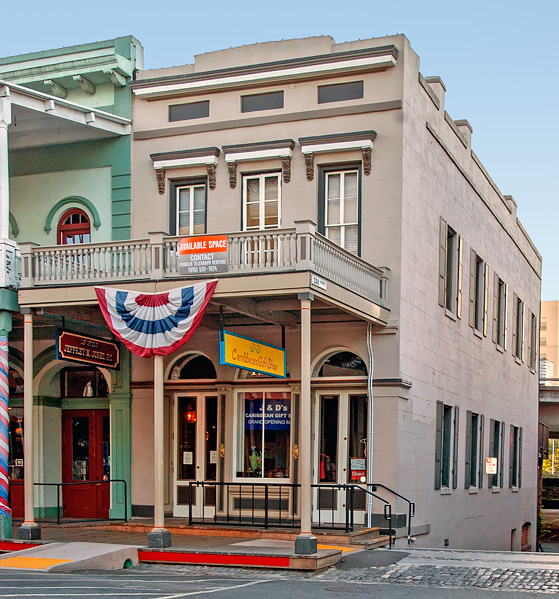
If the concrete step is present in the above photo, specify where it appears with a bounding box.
[0,542,138,572]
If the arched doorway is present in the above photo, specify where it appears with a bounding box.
[167,353,219,518]
[312,350,368,524]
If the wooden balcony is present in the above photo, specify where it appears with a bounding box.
[18,222,389,318]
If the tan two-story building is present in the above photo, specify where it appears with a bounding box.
[16,34,541,551]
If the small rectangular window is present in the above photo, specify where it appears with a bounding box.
[489,419,505,488]
[469,251,489,334]
[493,275,508,349]
[241,91,284,113]
[465,411,484,488]
[529,312,538,371]
[318,81,364,104]
[509,425,522,488]
[513,294,525,360]
[169,101,210,122]
[435,401,459,490]
[439,219,463,317]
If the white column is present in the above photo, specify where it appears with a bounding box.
[19,312,40,539]
[0,90,11,241]
[147,354,171,547]
[295,293,317,555]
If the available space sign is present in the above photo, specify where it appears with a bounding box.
[179,235,228,275]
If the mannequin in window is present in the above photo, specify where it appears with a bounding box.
[83,380,94,397]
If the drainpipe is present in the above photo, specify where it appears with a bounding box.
[365,322,374,528]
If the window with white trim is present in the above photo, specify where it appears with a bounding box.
[318,168,360,254]
[242,173,281,231]
[176,183,206,236]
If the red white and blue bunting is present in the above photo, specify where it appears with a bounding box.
[95,282,218,358]
[0,337,11,518]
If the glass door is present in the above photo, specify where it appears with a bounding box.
[174,394,219,518]
[313,392,368,524]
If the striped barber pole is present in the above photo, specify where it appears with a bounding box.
[95,281,218,358]
[0,337,11,518]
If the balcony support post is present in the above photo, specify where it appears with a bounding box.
[148,232,168,281]
[295,292,317,555]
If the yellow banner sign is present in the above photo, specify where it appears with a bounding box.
[220,330,286,378]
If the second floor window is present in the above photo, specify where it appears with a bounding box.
[57,208,91,245]
[177,184,206,236]
[513,294,525,361]
[321,169,359,254]
[469,251,488,334]
[493,275,508,349]
[438,218,463,317]
[242,173,281,231]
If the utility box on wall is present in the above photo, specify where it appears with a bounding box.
[0,239,20,289]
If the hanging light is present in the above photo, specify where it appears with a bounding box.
[186,408,196,423]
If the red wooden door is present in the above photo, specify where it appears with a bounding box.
[62,410,110,519]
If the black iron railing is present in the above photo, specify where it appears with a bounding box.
[186,481,396,547]
[9,479,128,524]
[370,482,416,547]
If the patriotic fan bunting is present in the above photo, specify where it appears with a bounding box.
[0,337,11,518]
[95,281,218,358]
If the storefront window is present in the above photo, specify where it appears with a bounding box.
[178,397,197,480]
[238,392,291,478]
[8,408,24,480]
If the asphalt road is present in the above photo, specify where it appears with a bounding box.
[0,548,556,599]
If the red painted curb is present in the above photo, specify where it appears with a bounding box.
[0,541,42,552]
[138,550,290,568]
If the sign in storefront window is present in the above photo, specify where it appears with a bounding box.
[238,392,291,478]
[8,408,24,480]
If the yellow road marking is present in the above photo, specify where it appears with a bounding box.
[0,556,72,569]
[317,544,356,553]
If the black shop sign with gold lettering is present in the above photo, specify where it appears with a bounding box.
[56,329,120,369]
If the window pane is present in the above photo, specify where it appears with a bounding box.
[344,197,358,224]
[8,408,24,480]
[264,200,278,227]
[348,395,367,482]
[318,81,364,104]
[326,226,341,246]
[263,393,290,478]
[169,100,210,122]
[265,176,279,201]
[319,395,338,482]
[178,397,197,480]
[178,188,191,212]
[193,187,205,211]
[327,174,340,200]
[344,172,358,200]
[205,397,218,482]
[327,198,340,225]
[72,417,89,481]
[241,91,284,113]
[246,202,260,229]
[344,226,359,254]
[241,393,263,477]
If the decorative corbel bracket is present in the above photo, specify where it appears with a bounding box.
[362,146,372,176]
[156,169,166,195]
[227,162,237,189]
[103,68,127,88]
[304,153,314,181]
[44,79,68,99]
[73,75,96,95]
[207,163,217,190]
[281,156,292,183]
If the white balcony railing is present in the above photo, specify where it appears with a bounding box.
[19,222,388,306]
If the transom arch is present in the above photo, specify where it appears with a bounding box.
[311,347,368,378]
[44,196,102,236]
[166,351,217,380]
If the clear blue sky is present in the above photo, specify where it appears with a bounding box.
[3,0,558,298]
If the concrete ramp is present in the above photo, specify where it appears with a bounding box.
[0,542,138,572]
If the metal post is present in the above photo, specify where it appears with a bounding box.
[19,312,40,540]
[147,354,171,547]
[295,293,317,555]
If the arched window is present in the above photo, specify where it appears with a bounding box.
[169,354,217,380]
[317,351,367,377]
[57,208,91,245]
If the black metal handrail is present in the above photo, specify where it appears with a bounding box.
[9,479,128,524]
[370,482,415,547]
[186,481,394,546]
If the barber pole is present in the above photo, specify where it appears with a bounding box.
[0,337,11,518]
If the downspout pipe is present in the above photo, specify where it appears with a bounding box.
[365,322,374,528]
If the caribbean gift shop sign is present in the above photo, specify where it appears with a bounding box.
[219,330,286,378]
[179,235,228,275]
[56,329,120,369]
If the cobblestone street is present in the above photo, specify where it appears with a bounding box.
[138,548,559,594]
